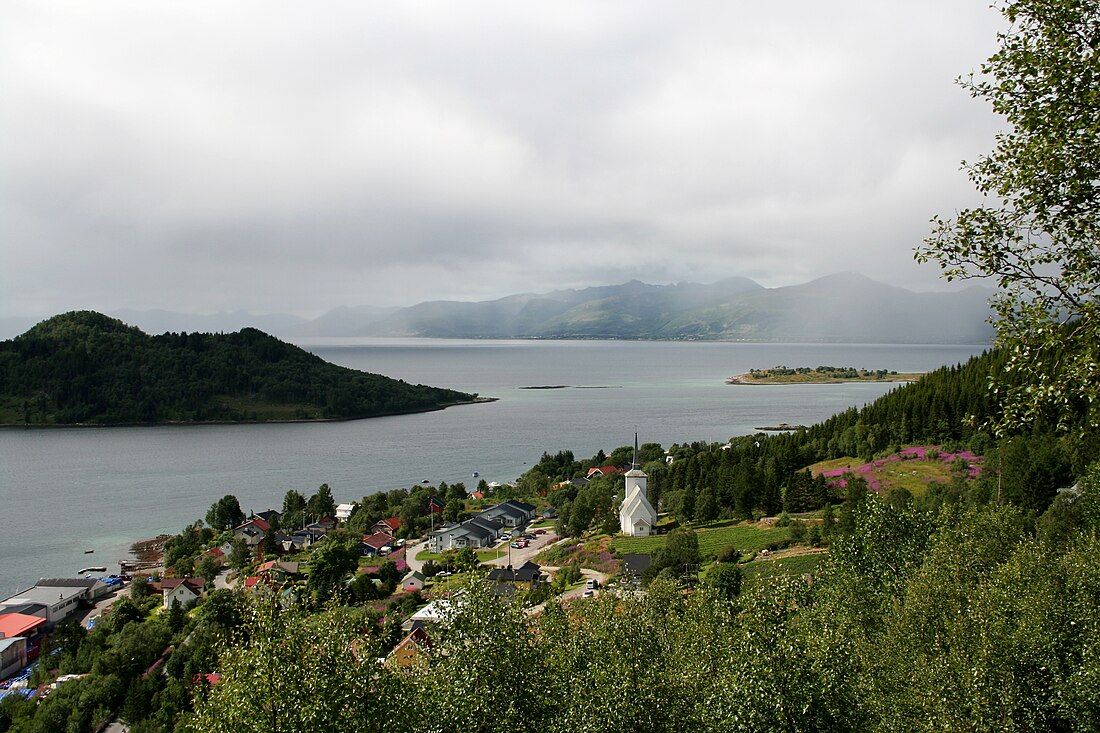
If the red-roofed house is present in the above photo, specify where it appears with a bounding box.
[158,578,206,610]
[587,466,622,478]
[197,547,225,566]
[372,517,402,537]
[360,532,394,556]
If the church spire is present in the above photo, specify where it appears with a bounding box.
[633,431,639,469]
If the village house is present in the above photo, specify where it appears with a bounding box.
[486,560,545,587]
[401,570,426,592]
[373,517,402,537]
[478,499,537,528]
[335,503,356,522]
[360,532,394,557]
[159,578,206,610]
[385,626,432,670]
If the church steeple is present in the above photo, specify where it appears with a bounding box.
[632,431,639,469]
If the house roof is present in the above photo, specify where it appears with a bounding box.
[0,612,46,638]
[487,561,543,583]
[0,638,25,655]
[254,510,281,522]
[36,578,103,588]
[588,466,622,478]
[361,532,393,550]
[377,517,402,531]
[256,560,300,575]
[402,571,426,583]
[159,578,205,594]
[0,603,45,617]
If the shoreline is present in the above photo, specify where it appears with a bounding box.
[726,374,921,386]
[0,396,497,429]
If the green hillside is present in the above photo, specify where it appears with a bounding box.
[0,311,477,425]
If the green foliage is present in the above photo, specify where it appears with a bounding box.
[181,599,404,733]
[705,562,743,600]
[305,534,359,605]
[0,311,476,424]
[918,0,1100,434]
[205,494,244,531]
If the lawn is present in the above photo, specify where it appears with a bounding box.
[611,521,790,559]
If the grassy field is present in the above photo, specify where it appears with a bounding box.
[611,521,790,558]
[807,453,968,498]
[741,551,827,583]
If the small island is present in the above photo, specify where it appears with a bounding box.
[727,365,923,385]
[0,311,484,425]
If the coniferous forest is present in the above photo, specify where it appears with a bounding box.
[0,311,477,424]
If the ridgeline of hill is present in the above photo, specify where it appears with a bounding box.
[0,311,480,425]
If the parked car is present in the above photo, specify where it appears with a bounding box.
[586,578,600,590]
[510,542,521,548]
[582,589,595,598]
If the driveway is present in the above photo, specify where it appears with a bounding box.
[483,530,560,569]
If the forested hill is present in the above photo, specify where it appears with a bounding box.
[0,311,478,425]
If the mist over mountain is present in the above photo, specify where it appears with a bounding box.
[2,274,995,343]
[344,273,995,343]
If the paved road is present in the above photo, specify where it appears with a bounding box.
[483,530,561,569]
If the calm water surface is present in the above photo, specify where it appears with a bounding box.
[0,339,984,599]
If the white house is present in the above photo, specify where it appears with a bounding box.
[336,503,356,522]
[619,436,657,537]
[160,578,206,610]
[401,571,426,592]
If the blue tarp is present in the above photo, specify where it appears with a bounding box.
[0,688,35,701]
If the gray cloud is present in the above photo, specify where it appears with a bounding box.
[1,0,1005,319]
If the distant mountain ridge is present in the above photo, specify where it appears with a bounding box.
[1,273,997,343]
[337,273,994,343]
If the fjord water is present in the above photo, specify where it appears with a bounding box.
[0,339,983,599]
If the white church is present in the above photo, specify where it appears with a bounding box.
[618,435,658,536]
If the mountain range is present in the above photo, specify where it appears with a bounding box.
[2,273,997,343]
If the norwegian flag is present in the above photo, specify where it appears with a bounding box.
[428,495,445,513]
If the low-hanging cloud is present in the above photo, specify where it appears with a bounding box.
[1,0,1005,319]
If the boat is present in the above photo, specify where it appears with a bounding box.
[84,549,94,554]
[79,566,107,574]
[472,471,479,478]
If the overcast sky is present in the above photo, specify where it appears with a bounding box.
[1,1,1007,319]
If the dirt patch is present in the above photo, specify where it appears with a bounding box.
[130,535,172,564]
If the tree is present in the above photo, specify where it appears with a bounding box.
[195,554,221,585]
[917,0,1100,433]
[307,483,336,520]
[206,494,245,531]
[306,536,359,604]
[705,562,743,600]
[229,538,252,571]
